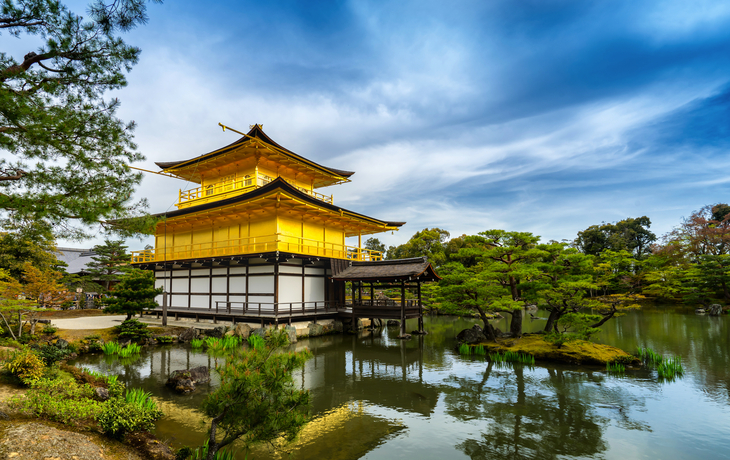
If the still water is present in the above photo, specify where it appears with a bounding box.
[73,308,730,459]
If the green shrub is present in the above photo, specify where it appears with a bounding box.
[190,338,204,349]
[247,334,265,350]
[9,378,102,425]
[42,325,58,334]
[5,348,45,384]
[32,344,73,365]
[156,335,175,344]
[114,319,151,341]
[97,396,163,438]
[102,341,122,355]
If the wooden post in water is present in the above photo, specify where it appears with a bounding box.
[400,280,406,337]
[417,280,424,333]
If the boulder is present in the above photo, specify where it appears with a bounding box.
[708,304,723,316]
[386,320,400,327]
[252,327,268,338]
[233,323,253,339]
[308,322,325,337]
[166,366,210,394]
[332,320,344,333]
[55,338,69,349]
[456,325,487,344]
[178,327,199,343]
[207,326,226,338]
[94,387,110,401]
[284,325,297,343]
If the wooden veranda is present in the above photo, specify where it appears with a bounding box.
[332,257,441,338]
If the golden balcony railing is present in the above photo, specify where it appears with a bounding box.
[130,233,383,263]
[176,173,333,209]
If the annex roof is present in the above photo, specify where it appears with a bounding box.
[153,177,405,237]
[56,247,96,274]
[331,257,441,282]
[155,124,354,188]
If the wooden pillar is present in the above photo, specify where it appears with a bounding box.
[351,281,357,331]
[162,290,168,327]
[418,280,424,333]
[399,280,406,337]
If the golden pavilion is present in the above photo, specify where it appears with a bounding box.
[132,124,439,336]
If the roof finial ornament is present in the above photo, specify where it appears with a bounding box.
[249,124,263,130]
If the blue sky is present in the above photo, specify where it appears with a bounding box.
[61,0,730,248]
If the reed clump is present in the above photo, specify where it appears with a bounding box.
[606,361,626,374]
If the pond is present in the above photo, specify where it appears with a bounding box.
[72,307,730,459]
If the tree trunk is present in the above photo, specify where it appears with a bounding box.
[544,310,559,333]
[509,309,523,337]
[474,306,497,341]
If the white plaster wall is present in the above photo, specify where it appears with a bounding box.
[279,265,301,274]
[249,265,274,274]
[249,275,274,293]
[171,278,188,293]
[228,278,245,293]
[191,269,209,276]
[172,270,189,277]
[304,277,326,303]
[190,295,209,308]
[212,268,227,275]
[211,277,227,293]
[305,267,325,275]
[190,278,209,294]
[279,276,303,304]
[171,294,188,307]
[229,266,247,275]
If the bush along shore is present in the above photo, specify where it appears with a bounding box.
[0,317,196,460]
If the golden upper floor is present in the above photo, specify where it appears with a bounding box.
[157,124,353,209]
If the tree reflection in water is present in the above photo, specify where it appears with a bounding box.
[444,363,649,460]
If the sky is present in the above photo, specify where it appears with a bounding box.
[50,0,730,249]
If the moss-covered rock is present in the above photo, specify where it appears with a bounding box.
[477,334,639,366]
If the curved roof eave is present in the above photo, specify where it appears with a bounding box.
[154,125,355,179]
[154,177,404,228]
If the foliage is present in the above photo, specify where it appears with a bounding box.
[247,334,265,350]
[156,335,175,344]
[102,341,122,355]
[191,338,204,349]
[606,361,626,374]
[113,317,151,340]
[0,267,55,339]
[10,377,102,424]
[104,269,162,319]
[41,324,57,334]
[32,343,71,365]
[364,237,386,255]
[636,347,663,365]
[118,342,141,357]
[5,346,44,384]
[488,351,535,365]
[657,356,684,380]
[0,223,64,279]
[98,395,163,438]
[574,216,656,260]
[0,0,162,239]
[125,387,160,412]
[85,240,131,291]
[201,329,312,460]
[189,440,237,460]
[386,228,450,266]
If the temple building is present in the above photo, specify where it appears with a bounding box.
[131,124,439,336]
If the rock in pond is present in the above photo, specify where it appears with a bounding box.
[456,325,487,344]
[166,366,210,394]
[708,304,723,316]
[386,320,400,327]
[233,323,252,339]
[178,327,199,343]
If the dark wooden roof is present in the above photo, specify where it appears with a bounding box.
[155,124,355,178]
[153,177,406,229]
[331,257,440,282]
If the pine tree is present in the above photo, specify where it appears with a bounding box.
[103,268,161,319]
[85,239,130,291]
[0,0,161,239]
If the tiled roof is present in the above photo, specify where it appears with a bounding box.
[332,257,440,282]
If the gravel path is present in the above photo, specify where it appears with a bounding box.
[0,422,142,460]
[50,315,128,330]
